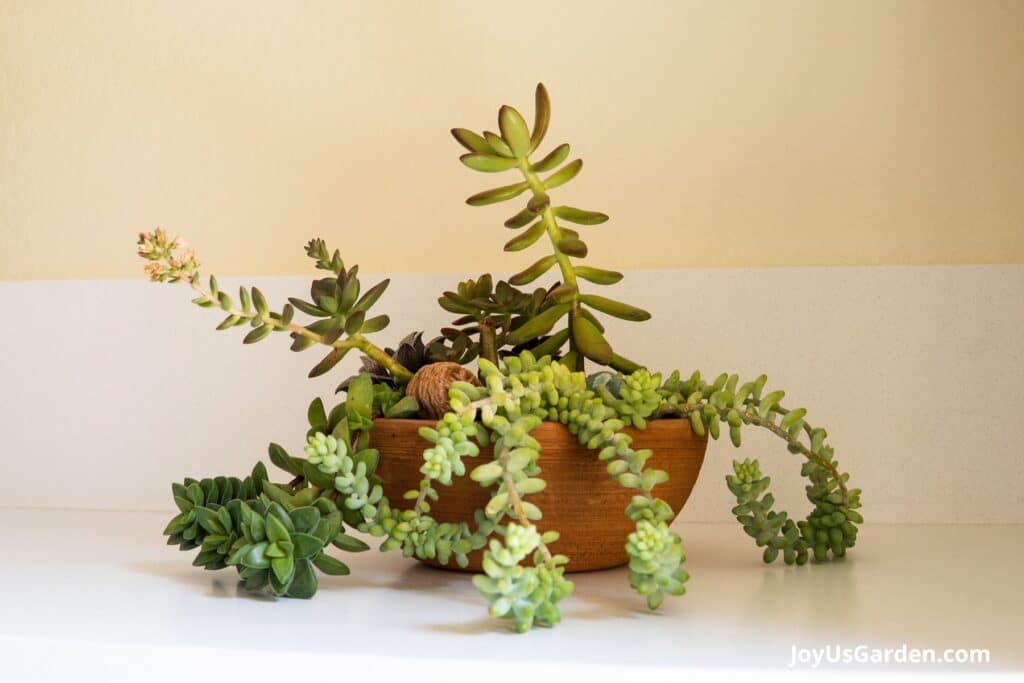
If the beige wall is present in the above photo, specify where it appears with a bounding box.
[2,0,1022,280]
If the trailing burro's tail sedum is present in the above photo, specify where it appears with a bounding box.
[161,350,860,632]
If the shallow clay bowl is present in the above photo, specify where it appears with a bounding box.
[371,418,707,573]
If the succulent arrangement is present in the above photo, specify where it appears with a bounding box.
[140,84,862,633]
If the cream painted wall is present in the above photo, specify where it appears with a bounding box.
[1,0,1023,280]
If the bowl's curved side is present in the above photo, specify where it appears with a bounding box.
[371,418,707,573]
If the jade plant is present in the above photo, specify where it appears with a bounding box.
[139,84,861,633]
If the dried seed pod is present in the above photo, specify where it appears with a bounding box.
[406,362,482,419]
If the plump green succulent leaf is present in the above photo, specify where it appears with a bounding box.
[467,181,529,206]
[268,442,302,476]
[554,206,609,225]
[359,314,390,334]
[308,347,349,379]
[351,279,389,314]
[557,237,588,257]
[461,153,519,172]
[384,395,420,418]
[331,533,370,552]
[291,533,324,559]
[509,255,557,286]
[498,105,532,158]
[505,303,571,345]
[530,143,570,173]
[504,221,547,252]
[580,294,651,321]
[451,128,492,154]
[287,559,318,598]
[571,314,613,364]
[243,325,272,344]
[308,398,328,430]
[504,208,537,229]
[313,553,351,576]
[573,265,624,285]
[484,131,514,157]
[530,83,550,152]
[528,328,570,358]
[544,159,583,190]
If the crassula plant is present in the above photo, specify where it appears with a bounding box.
[141,84,862,633]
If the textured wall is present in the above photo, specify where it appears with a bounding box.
[2,0,1023,279]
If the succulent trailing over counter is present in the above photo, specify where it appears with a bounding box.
[140,83,862,632]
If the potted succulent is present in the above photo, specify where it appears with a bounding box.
[143,84,862,633]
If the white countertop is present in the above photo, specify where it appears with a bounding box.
[1,509,1020,679]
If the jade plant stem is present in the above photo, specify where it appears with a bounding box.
[187,277,413,384]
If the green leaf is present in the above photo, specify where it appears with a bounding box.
[194,507,226,535]
[268,442,302,476]
[345,373,373,420]
[353,448,380,475]
[251,288,269,316]
[308,398,328,429]
[344,311,365,336]
[308,347,349,379]
[516,478,546,494]
[460,153,519,172]
[313,553,351,576]
[271,555,295,585]
[217,291,232,311]
[572,314,613,364]
[290,506,321,534]
[557,237,587,257]
[574,266,623,285]
[351,279,390,314]
[339,269,360,311]
[554,206,608,225]
[359,314,389,334]
[466,181,529,206]
[485,492,509,517]
[313,512,342,544]
[530,83,550,152]
[290,334,317,352]
[215,314,239,331]
[287,559,319,598]
[241,542,270,569]
[384,395,419,418]
[288,297,328,317]
[498,105,531,158]
[509,254,557,286]
[266,513,290,544]
[505,303,571,345]
[528,328,570,358]
[471,462,503,483]
[302,460,335,489]
[503,221,546,252]
[580,294,651,321]
[504,208,537,229]
[530,143,569,173]
[484,131,513,157]
[243,325,272,344]
[331,533,370,553]
[291,532,324,559]
[451,128,492,154]
[544,159,583,190]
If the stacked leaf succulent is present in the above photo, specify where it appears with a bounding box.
[141,83,861,632]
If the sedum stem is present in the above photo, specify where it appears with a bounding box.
[188,278,413,383]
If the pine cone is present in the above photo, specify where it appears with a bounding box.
[406,362,482,419]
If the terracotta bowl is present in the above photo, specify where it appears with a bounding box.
[371,417,707,573]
